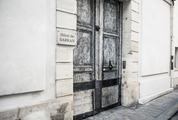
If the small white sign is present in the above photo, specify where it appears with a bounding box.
[57,29,76,46]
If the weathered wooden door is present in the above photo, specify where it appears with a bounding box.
[101,0,121,109]
[74,0,122,119]
[74,0,95,118]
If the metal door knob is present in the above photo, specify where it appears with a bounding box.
[109,60,113,70]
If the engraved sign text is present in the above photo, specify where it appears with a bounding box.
[57,29,76,45]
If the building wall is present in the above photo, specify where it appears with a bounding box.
[0,0,175,119]
[139,0,173,104]
[55,0,77,119]
[173,0,178,88]
[0,0,141,118]
[0,0,55,110]
[122,0,140,106]
[0,0,73,120]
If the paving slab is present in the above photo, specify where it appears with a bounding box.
[84,89,178,120]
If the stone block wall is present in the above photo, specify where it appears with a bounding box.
[122,0,140,106]
[0,96,73,120]
[0,0,76,119]
[55,0,77,119]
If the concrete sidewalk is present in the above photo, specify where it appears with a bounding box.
[85,89,178,120]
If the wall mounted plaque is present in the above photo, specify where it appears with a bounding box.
[57,29,77,46]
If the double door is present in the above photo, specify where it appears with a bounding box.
[73,0,122,119]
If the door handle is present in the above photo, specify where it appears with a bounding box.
[102,60,113,71]
[109,60,113,70]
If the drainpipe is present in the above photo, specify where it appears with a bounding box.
[170,0,174,88]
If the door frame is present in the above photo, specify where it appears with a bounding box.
[74,0,123,119]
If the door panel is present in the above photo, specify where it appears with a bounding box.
[102,85,119,108]
[77,0,92,26]
[74,90,94,115]
[102,36,118,81]
[103,36,117,67]
[102,0,120,108]
[103,71,117,80]
[104,0,118,33]
[74,31,92,65]
[74,0,95,117]
[74,73,92,83]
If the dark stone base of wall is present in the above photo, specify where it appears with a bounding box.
[0,96,73,120]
